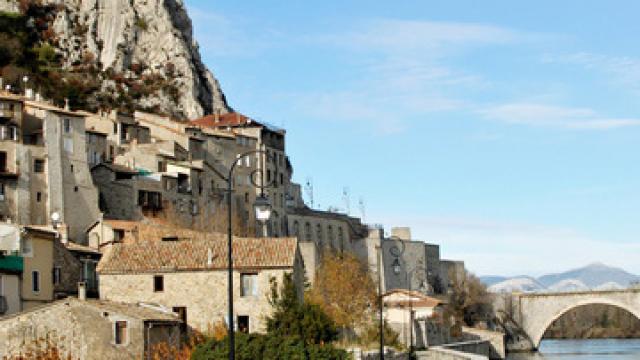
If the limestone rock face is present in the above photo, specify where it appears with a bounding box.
[1,0,230,119]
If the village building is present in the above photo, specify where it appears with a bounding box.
[383,289,446,349]
[190,112,292,237]
[97,226,304,334]
[0,222,104,317]
[0,92,101,244]
[0,297,182,360]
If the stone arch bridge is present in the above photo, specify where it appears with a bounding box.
[495,289,640,351]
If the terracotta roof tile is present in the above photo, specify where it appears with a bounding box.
[191,112,256,128]
[97,232,298,274]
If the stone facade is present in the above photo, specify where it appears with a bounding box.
[100,268,297,333]
[0,298,182,360]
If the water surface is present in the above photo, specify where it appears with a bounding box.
[506,339,640,360]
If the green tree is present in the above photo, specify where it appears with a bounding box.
[266,273,338,345]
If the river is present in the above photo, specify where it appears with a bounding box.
[506,339,640,359]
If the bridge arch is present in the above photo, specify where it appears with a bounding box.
[530,299,640,349]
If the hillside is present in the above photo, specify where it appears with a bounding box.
[538,263,639,288]
[0,0,229,118]
[484,263,639,293]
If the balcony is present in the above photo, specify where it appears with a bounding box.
[0,254,23,273]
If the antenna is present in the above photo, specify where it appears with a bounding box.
[342,187,350,215]
[305,177,314,209]
[358,197,366,222]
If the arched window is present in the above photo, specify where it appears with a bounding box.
[338,227,345,252]
[305,222,312,241]
[327,225,334,248]
[292,220,300,238]
[316,224,323,246]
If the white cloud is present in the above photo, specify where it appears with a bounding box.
[186,7,280,57]
[325,19,520,55]
[543,52,640,90]
[373,214,640,277]
[479,103,640,130]
[290,19,523,132]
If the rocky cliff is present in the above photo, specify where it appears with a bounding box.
[0,0,229,119]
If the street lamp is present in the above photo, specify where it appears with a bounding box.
[225,150,276,360]
[377,236,405,360]
[406,267,428,356]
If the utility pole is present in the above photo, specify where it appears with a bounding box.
[376,245,384,360]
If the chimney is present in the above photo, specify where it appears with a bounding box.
[35,92,42,102]
[64,98,70,111]
[207,247,213,267]
[78,281,86,301]
[25,88,34,100]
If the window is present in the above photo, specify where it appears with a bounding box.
[240,273,258,297]
[244,192,249,203]
[114,321,128,345]
[316,224,323,245]
[36,192,42,202]
[32,270,40,292]
[292,221,300,238]
[70,164,74,172]
[237,315,249,333]
[34,159,45,173]
[279,173,284,185]
[154,275,164,292]
[63,118,71,133]
[305,222,312,241]
[113,122,118,134]
[0,183,5,201]
[21,238,32,257]
[63,137,73,153]
[266,170,271,182]
[53,267,61,285]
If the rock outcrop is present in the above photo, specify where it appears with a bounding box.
[0,0,230,119]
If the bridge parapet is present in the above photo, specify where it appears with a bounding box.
[495,289,640,350]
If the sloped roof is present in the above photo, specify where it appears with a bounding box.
[383,289,444,308]
[191,112,254,128]
[98,233,298,274]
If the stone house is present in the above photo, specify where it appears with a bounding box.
[191,112,292,237]
[98,230,304,334]
[352,226,455,296]
[383,289,446,348]
[0,297,182,360]
[0,254,21,316]
[0,223,101,316]
[0,93,101,245]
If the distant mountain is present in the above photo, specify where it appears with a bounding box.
[595,282,625,291]
[488,276,545,293]
[479,276,509,287]
[548,279,590,292]
[538,263,639,288]
[483,263,640,293]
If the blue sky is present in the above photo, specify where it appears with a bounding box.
[185,1,640,276]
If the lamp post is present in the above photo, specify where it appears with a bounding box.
[226,150,276,360]
[406,267,428,356]
[377,236,405,360]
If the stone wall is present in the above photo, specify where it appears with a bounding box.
[416,348,489,360]
[462,327,505,359]
[100,268,293,333]
[0,299,180,360]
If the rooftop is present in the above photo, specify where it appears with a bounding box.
[98,228,298,274]
[383,289,444,308]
